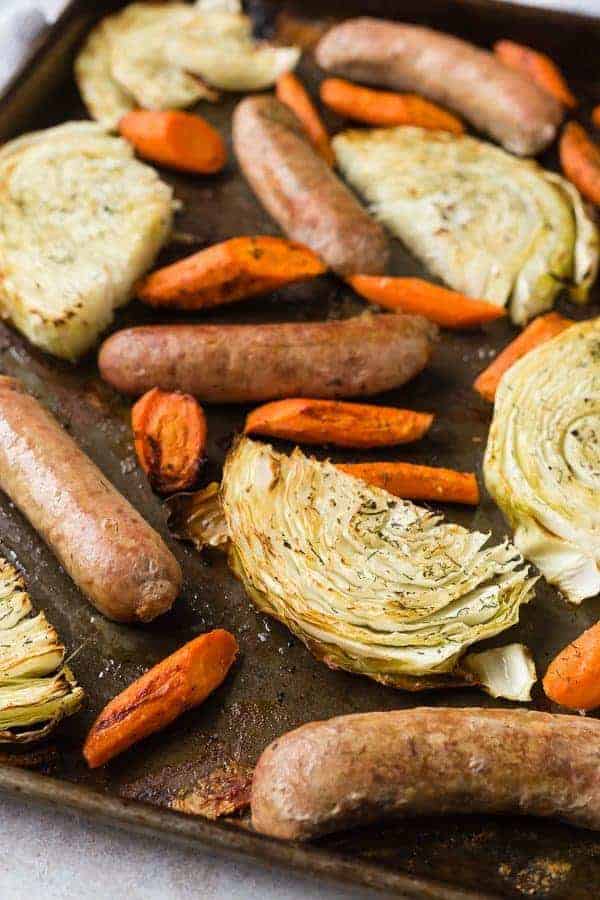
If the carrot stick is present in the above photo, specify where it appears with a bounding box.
[348,275,505,329]
[136,236,326,309]
[543,622,600,711]
[119,110,226,175]
[319,78,464,134]
[132,388,207,494]
[276,73,334,166]
[338,462,479,505]
[474,312,572,402]
[560,121,600,205]
[592,105,600,130]
[245,399,433,449]
[494,40,577,108]
[83,630,238,768]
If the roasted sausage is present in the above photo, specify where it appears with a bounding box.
[0,377,182,623]
[98,315,436,403]
[232,96,389,275]
[316,19,563,156]
[251,708,600,840]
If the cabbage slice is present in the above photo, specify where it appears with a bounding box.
[219,438,535,689]
[484,317,600,603]
[333,127,598,325]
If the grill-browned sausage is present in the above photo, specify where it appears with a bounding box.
[316,19,563,156]
[232,95,389,275]
[0,377,182,623]
[98,315,436,403]
[252,707,600,840]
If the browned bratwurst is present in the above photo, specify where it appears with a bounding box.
[232,96,389,275]
[0,377,182,623]
[316,19,563,156]
[251,708,600,840]
[98,315,436,403]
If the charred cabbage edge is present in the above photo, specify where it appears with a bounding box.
[484,317,600,603]
[333,127,598,325]
[218,438,536,687]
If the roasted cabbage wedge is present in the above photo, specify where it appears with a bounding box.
[0,558,84,743]
[185,438,535,690]
[334,127,598,325]
[76,1,300,130]
[485,317,600,604]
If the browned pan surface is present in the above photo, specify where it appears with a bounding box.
[0,1,599,897]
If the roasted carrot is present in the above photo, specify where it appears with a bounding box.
[543,622,600,711]
[84,629,238,768]
[338,462,479,505]
[494,40,576,108]
[244,399,433,449]
[136,236,326,309]
[132,388,207,494]
[348,275,505,329]
[276,72,334,166]
[593,105,600,130]
[474,312,572,402]
[119,110,226,175]
[319,78,464,134]
[560,121,600,205]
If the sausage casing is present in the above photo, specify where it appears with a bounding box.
[251,707,600,839]
[98,315,436,403]
[316,19,563,156]
[0,377,182,623]
[232,96,389,275]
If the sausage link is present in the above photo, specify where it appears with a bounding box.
[316,19,563,156]
[98,315,436,403]
[251,707,600,839]
[0,377,182,623]
[232,95,389,275]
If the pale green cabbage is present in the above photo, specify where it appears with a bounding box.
[217,438,535,689]
[484,317,600,603]
[333,127,598,325]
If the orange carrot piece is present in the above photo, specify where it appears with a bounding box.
[474,312,572,402]
[348,275,505,329]
[119,110,227,175]
[543,622,600,711]
[276,72,334,166]
[137,236,326,309]
[319,78,464,134]
[84,629,238,768]
[560,121,600,205]
[132,388,207,494]
[592,105,600,129]
[244,399,433,448]
[338,462,479,505]
[494,40,577,108]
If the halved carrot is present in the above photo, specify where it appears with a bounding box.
[319,78,464,134]
[348,275,505,329]
[543,622,600,711]
[119,110,226,175]
[494,40,577,108]
[137,236,326,309]
[276,72,334,166]
[84,629,238,768]
[244,399,433,448]
[338,462,479,505]
[560,121,600,205]
[474,312,572,402]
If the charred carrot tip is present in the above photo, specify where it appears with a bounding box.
[474,312,572,402]
[320,78,464,134]
[244,398,434,448]
[132,387,207,494]
[338,461,479,505]
[136,236,326,311]
[348,275,505,329]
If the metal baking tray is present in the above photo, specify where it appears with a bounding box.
[0,1,599,897]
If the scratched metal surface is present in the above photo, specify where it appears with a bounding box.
[0,1,599,897]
